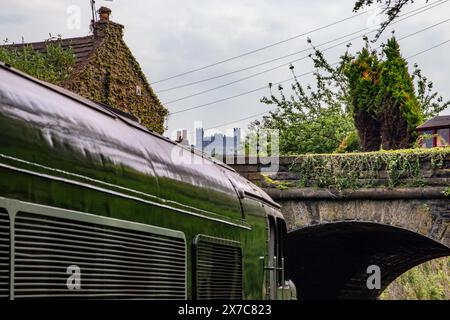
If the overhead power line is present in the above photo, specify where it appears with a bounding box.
[200,39,450,131]
[158,0,448,95]
[406,39,450,59]
[169,16,450,115]
[150,4,384,84]
[191,109,277,134]
[164,16,450,105]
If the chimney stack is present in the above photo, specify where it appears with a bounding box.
[93,7,124,38]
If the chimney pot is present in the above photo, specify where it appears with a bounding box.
[93,6,123,38]
[98,6,112,21]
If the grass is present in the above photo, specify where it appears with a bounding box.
[381,257,450,300]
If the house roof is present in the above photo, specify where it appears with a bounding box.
[1,9,167,131]
[417,115,450,130]
[5,36,98,71]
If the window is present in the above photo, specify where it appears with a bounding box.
[421,130,434,148]
[436,128,449,146]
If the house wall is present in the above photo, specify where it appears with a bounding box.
[419,127,450,148]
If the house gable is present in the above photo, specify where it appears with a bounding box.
[3,7,167,134]
[63,12,167,134]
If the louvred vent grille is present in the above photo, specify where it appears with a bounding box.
[13,212,186,299]
[195,235,242,300]
[0,209,9,299]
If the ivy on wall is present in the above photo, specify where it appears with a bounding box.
[1,22,167,134]
[64,22,167,134]
[289,147,450,190]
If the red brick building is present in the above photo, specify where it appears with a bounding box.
[417,115,450,148]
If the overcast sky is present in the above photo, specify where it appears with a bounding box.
[1,0,449,139]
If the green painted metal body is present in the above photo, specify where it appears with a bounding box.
[0,63,286,299]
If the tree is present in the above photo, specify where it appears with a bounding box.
[376,37,423,149]
[412,63,450,119]
[256,48,356,155]
[345,37,447,151]
[345,45,382,151]
[347,37,425,150]
[257,37,447,154]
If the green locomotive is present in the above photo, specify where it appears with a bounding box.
[0,62,296,300]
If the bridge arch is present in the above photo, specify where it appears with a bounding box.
[286,221,450,299]
[229,154,450,299]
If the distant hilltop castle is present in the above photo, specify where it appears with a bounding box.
[195,128,242,156]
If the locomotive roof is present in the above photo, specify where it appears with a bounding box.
[0,61,233,169]
[0,61,280,210]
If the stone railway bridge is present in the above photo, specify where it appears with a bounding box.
[229,153,450,299]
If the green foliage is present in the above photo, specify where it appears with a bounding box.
[443,187,450,197]
[381,257,450,300]
[289,147,449,190]
[0,39,75,84]
[256,49,355,155]
[345,47,381,115]
[345,38,427,150]
[345,45,382,150]
[261,174,289,190]
[1,24,167,134]
[335,131,361,153]
[258,37,446,155]
[376,38,423,149]
[412,63,450,119]
[64,24,167,134]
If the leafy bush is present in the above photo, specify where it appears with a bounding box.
[0,39,75,84]
[257,51,355,155]
[381,257,449,300]
[335,131,361,153]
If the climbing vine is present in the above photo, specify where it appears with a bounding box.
[1,23,167,134]
[262,174,289,190]
[64,22,167,134]
[289,147,449,190]
[443,187,450,198]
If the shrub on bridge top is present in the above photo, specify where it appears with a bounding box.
[289,147,450,190]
